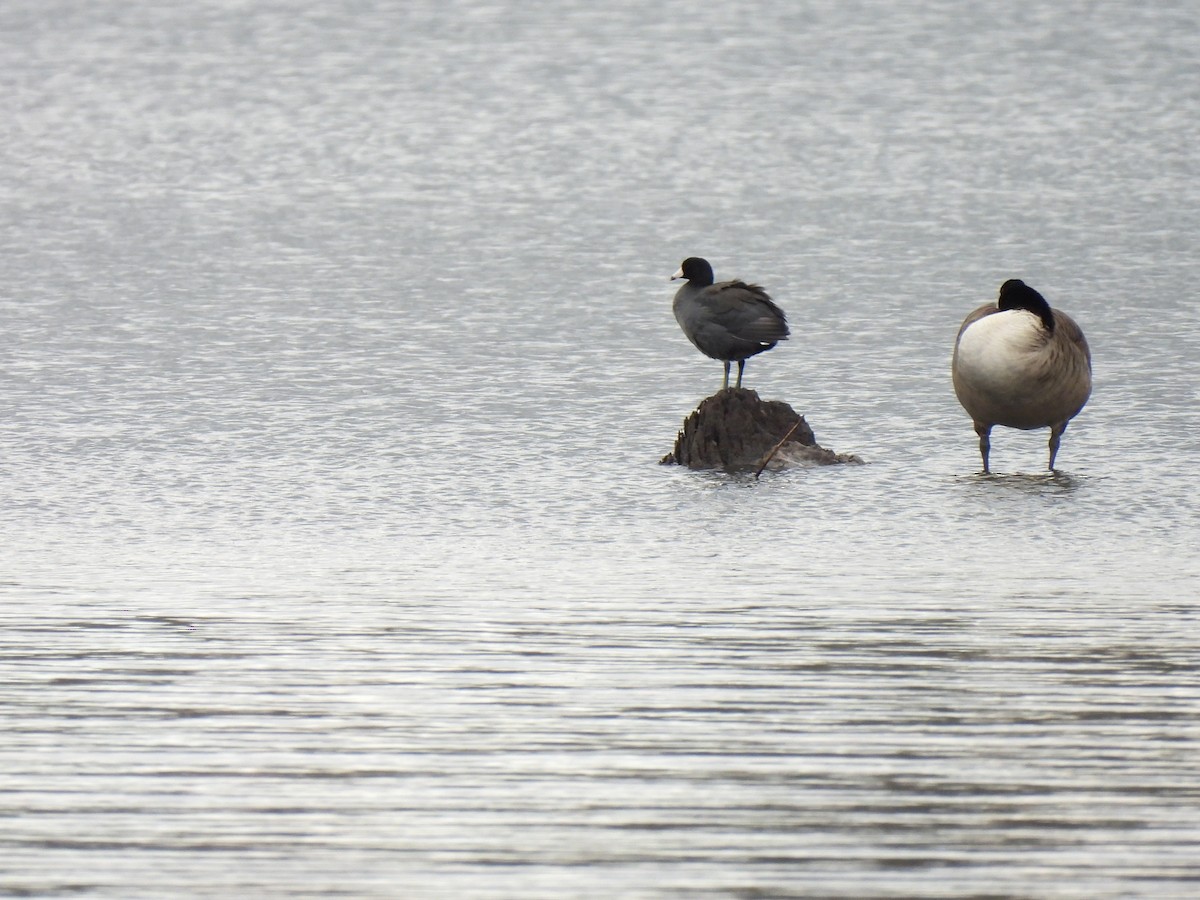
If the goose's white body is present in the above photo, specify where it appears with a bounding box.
[952,284,1091,472]
[955,310,1070,429]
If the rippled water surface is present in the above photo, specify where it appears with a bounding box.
[2,1,1199,897]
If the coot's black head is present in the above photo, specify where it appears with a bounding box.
[671,257,715,286]
[998,279,1055,332]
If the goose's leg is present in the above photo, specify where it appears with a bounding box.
[1048,421,1068,471]
[722,361,731,391]
[974,421,993,474]
[736,359,746,389]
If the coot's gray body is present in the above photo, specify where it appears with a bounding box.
[670,257,789,390]
[952,279,1092,473]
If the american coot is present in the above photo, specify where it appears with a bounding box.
[670,257,790,391]
[952,279,1092,473]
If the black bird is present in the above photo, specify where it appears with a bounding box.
[670,257,789,390]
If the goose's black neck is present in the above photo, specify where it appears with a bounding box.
[998,279,1055,333]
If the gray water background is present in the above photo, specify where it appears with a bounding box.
[2,1,1199,897]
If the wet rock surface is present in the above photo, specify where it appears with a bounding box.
[661,388,864,472]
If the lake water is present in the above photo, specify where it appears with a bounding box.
[2,1,1198,897]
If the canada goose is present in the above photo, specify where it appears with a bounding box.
[952,279,1092,473]
[670,257,789,390]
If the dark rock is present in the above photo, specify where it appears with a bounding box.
[661,388,864,471]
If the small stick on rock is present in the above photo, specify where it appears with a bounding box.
[754,419,803,479]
